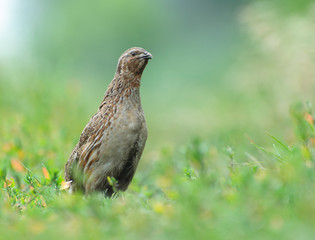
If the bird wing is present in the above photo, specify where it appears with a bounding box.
[65,110,105,181]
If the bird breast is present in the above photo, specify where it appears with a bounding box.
[98,96,147,174]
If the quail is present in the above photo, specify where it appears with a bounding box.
[65,47,152,196]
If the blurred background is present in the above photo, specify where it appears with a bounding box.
[1,0,315,169]
[2,1,315,239]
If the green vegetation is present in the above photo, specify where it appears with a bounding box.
[1,1,315,239]
[2,84,315,239]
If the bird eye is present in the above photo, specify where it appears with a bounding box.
[130,51,136,56]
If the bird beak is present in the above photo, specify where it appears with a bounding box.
[140,52,152,60]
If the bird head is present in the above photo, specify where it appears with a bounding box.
[116,47,152,76]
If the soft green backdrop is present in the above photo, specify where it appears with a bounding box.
[1,0,315,239]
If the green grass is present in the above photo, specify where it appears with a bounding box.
[1,78,315,240]
[1,1,315,239]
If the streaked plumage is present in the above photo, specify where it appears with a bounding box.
[65,47,152,196]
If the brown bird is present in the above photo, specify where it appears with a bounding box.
[65,47,152,196]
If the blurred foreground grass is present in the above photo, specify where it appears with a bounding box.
[2,78,315,239]
[2,1,315,239]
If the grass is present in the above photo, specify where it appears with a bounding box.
[1,2,315,238]
[1,77,315,240]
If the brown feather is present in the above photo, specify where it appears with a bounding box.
[65,47,152,196]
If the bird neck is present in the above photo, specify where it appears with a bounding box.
[119,72,142,88]
[111,73,142,92]
[100,73,142,106]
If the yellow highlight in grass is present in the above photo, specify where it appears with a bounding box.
[304,112,313,125]
[152,202,165,214]
[152,201,174,217]
[18,149,25,160]
[60,181,71,190]
[156,176,171,189]
[4,178,13,188]
[3,143,13,152]
[255,169,267,181]
[30,221,46,234]
[11,159,25,173]
[42,167,51,180]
